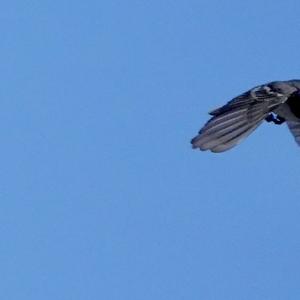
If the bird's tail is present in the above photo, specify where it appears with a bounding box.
[287,120,300,146]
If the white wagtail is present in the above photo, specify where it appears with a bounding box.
[191,80,300,152]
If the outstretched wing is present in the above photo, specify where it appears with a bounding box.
[191,82,297,153]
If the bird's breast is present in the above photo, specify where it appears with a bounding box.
[286,92,300,119]
[274,102,300,122]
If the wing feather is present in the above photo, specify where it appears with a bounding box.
[191,82,297,152]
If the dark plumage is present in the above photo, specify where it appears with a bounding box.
[191,80,300,152]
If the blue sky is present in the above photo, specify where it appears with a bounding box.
[1,0,300,299]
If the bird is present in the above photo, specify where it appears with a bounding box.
[191,79,300,153]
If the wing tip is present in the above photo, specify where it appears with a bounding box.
[190,136,202,149]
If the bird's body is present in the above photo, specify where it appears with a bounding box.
[191,79,300,152]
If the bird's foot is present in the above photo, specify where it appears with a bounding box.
[265,114,285,125]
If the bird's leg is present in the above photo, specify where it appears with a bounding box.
[265,114,275,123]
[265,113,285,125]
[273,115,286,124]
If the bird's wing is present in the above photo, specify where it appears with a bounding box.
[287,120,300,146]
[191,82,297,153]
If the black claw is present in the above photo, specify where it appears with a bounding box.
[273,116,286,124]
[265,114,275,122]
[265,114,285,125]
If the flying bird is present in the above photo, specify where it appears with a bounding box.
[191,79,300,152]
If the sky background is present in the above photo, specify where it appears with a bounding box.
[1,0,300,299]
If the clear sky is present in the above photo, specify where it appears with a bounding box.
[1,0,300,299]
